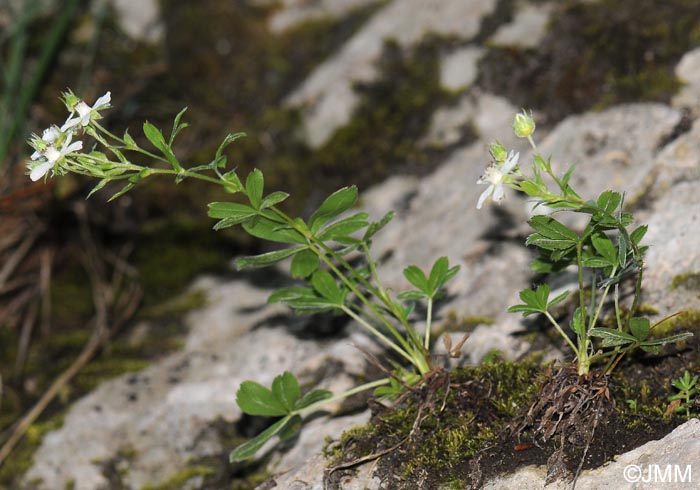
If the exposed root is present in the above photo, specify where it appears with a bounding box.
[516,365,615,485]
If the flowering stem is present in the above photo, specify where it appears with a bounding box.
[544,311,579,356]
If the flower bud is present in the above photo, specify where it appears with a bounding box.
[62,90,80,112]
[512,109,536,138]
[489,142,507,163]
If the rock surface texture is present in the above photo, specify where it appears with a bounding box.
[22,1,700,489]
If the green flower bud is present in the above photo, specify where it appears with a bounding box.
[489,142,507,163]
[62,90,80,112]
[512,109,536,138]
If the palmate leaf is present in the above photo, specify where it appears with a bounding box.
[271,371,301,412]
[243,215,307,244]
[236,381,288,417]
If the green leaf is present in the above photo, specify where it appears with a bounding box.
[208,202,257,219]
[596,190,622,214]
[528,215,579,241]
[396,290,427,301]
[364,211,394,241]
[630,225,648,245]
[246,169,264,209]
[260,191,289,210]
[87,179,110,198]
[271,371,301,412]
[229,415,291,462]
[236,381,288,417]
[317,213,369,241]
[243,216,306,244]
[582,257,614,268]
[290,249,320,278]
[640,332,693,346]
[107,181,136,202]
[570,307,585,337]
[309,186,358,233]
[295,389,333,410]
[591,233,618,265]
[278,415,302,441]
[403,265,428,293]
[311,270,343,303]
[235,246,307,270]
[169,107,189,145]
[215,133,246,164]
[629,317,650,341]
[526,236,578,251]
[221,170,244,192]
[547,290,570,309]
[267,287,316,305]
[123,130,137,148]
[143,121,182,171]
[588,328,637,347]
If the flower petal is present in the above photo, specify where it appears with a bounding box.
[30,161,53,181]
[93,91,111,109]
[502,151,519,173]
[492,185,506,202]
[477,186,492,209]
[60,116,81,132]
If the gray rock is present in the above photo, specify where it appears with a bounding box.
[285,0,498,147]
[672,46,700,116]
[640,180,700,318]
[23,278,376,490]
[107,0,163,42]
[262,0,380,33]
[440,46,484,92]
[489,1,553,48]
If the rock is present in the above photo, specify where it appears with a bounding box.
[285,0,498,147]
[536,104,682,203]
[440,46,484,92]
[483,419,700,490]
[488,1,553,48]
[672,46,700,116]
[22,278,377,490]
[107,0,163,43]
[640,180,700,317]
[261,0,380,33]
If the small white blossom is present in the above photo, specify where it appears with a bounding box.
[30,126,62,160]
[29,132,83,181]
[61,91,111,132]
[476,150,519,209]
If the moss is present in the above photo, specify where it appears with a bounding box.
[670,272,700,291]
[649,309,700,338]
[141,466,217,490]
[0,413,64,489]
[478,0,700,122]
[327,360,540,486]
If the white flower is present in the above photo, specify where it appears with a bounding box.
[29,132,83,181]
[476,150,519,209]
[60,91,111,132]
[30,126,62,160]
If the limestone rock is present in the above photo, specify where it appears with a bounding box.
[489,1,553,48]
[285,0,498,147]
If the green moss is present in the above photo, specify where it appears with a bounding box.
[478,0,700,122]
[328,360,540,485]
[650,309,700,338]
[0,413,64,489]
[670,272,700,291]
[141,466,217,490]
